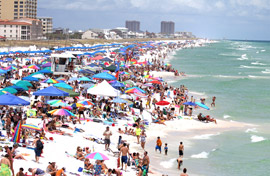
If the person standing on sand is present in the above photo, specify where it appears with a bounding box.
[179,142,184,157]
[119,143,129,172]
[135,126,141,144]
[155,137,162,154]
[140,130,147,150]
[180,168,188,176]
[33,136,43,163]
[142,151,150,175]
[211,96,216,107]
[103,126,112,150]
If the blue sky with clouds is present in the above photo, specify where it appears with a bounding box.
[38,0,270,40]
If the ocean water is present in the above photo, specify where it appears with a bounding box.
[146,40,270,176]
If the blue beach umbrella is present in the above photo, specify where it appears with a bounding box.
[112,97,128,104]
[53,82,73,90]
[22,76,39,82]
[183,102,197,106]
[92,72,116,80]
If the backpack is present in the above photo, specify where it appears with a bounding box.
[36,140,44,150]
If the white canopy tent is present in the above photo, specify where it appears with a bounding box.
[87,80,120,97]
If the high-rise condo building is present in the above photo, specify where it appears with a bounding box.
[161,21,175,34]
[125,20,140,32]
[0,0,37,20]
[37,17,53,34]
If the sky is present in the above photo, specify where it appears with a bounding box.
[38,0,270,40]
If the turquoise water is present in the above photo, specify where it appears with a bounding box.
[146,40,270,176]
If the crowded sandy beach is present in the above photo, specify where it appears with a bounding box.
[0,39,252,176]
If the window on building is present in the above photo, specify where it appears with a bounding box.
[20,9,23,12]
[20,1,23,4]
[4,25,6,28]
[14,9,18,12]
[22,26,26,29]
[14,1,18,4]
[10,35,12,38]
[4,30,6,33]
[10,30,12,33]
[20,13,23,16]
[4,35,6,37]
[21,31,26,34]
[16,25,18,28]
[14,5,18,8]
[20,5,23,8]
[14,13,18,16]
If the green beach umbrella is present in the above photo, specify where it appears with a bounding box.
[54,82,73,90]
[2,87,18,94]
[79,77,91,82]
[15,80,33,87]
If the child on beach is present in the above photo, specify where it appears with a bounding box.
[155,137,162,154]
[164,143,168,155]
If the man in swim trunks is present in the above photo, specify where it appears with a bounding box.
[179,142,184,157]
[142,151,150,175]
[177,157,183,170]
[211,96,216,107]
[180,168,188,176]
[103,126,112,150]
[119,143,129,172]
[155,137,162,153]
[28,168,45,176]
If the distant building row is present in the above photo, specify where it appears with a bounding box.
[125,20,175,34]
[0,0,53,40]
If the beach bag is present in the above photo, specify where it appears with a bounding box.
[127,157,131,166]
[36,140,44,150]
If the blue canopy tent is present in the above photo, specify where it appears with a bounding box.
[22,76,39,82]
[33,86,69,96]
[0,69,7,74]
[5,58,13,62]
[0,93,30,105]
[39,69,52,73]
[111,81,125,88]
[92,72,116,80]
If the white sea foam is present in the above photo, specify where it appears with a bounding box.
[251,61,266,66]
[239,65,266,69]
[261,50,266,52]
[256,51,259,54]
[160,158,177,169]
[193,133,220,140]
[251,135,266,143]
[223,115,231,119]
[237,54,248,60]
[261,69,270,74]
[245,128,258,133]
[191,151,209,158]
[189,91,205,96]
[167,80,177,84]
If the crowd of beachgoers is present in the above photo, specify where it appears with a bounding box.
[0,39,216,176]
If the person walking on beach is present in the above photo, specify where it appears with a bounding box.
[180,168,188,176]
[140,130,146,150]
[211,96,216,107]
[179,142,184,157]
[135,126,141,144]
[103,126,112,151]
[119,143,129,172]
[33,136,43,163]
[155,137,162,154]
[164,143,168,155]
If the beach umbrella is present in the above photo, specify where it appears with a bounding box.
[15,80,33,87]
[92,55,103,60]
[79,101,94,106]
[47,100,64,105]
[195,102,210,110]
[57,87,79,97]
[134,92,148,98]
[28,65,40,70]
[51,102,70,107]
[39,69,52,73]
[22,76,39,82]
[92,72,116,80]
[156,101,170,106]
[79,77,92,82]
[53,82,73,90]
[32,74,46,79]
[49,109,75,116]
[112,97,128,104]
[21,124,42,131]
[120,94,132,99]
[62,106,73,110]
[0,69,7,74]
[183,102,197,106]
[111,81,125,88]
[85,152,109,160]
[71,103,84,108]
[2,87,18,94]
[18,96,30,102]
[11,121,22,143]
[80,83,94,89]
[10,85,28,91]
[0,93,30,105]
[150,80,162,85]
[41,62,51,67]
[42,78,59,84]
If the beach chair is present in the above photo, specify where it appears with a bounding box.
[107,147,119,157]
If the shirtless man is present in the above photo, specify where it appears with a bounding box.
[211,96,216,107]
[177,157,183,170]
[103,126,112,150]
[119,143,129,172]
[180,168,188,176]
[179,142,184,157]
[142,151,150,175]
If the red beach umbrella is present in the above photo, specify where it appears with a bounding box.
[150,80,162,85]
[156,101,170,106]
